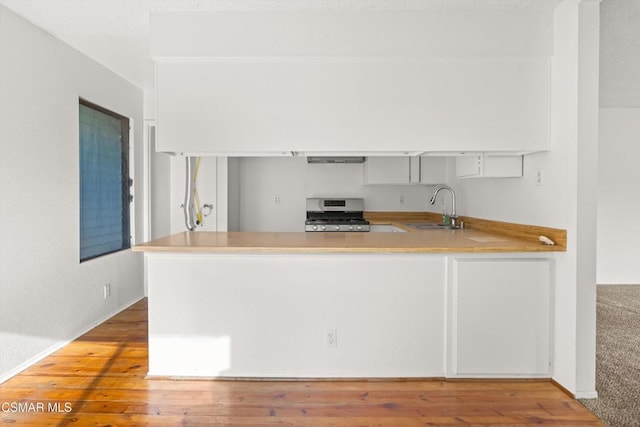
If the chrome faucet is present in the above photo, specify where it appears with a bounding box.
[429,185,458,228]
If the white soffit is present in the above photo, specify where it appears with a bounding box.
[150,9,554,58]
[0,0,562,36]
[0,0,561,90]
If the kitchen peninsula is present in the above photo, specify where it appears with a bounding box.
[134,215,565,380]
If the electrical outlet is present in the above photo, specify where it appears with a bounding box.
[400,195,406,204]
[274,195,280,205]
[326,329,337,348]
[535,169,544,186]
[103,283,111,299]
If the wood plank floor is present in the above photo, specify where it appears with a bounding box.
[0,299,604,426]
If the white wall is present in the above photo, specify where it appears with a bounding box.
[0,6,145,382]
[59,35,154,91]
[446,0,599,398]
[148,124,171,241]
[166,156,219,234]
[233,157,443,232]
[228,158,241,232]
[597,108,640,284]
[596,0,640,285]
[599,0,640,108]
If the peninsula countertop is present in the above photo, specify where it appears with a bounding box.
[133,213,566,254]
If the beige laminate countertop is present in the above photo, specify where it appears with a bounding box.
[133,224,565,254]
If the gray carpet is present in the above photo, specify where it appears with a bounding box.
[580,285,640,427]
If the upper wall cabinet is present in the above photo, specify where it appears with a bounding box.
[456,154,523,179]
[364,156,447,185]
[152,9,554,155]
[364,157,421,185]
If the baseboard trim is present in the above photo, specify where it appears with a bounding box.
[575,391,599,399]
[145,375,449,381]
[550,378,597,400]
[550,378,575,398]
[144,375,553,384]
[0,295,144,385]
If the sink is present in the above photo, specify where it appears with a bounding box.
[405,222,457,230]
[368,225,408,233]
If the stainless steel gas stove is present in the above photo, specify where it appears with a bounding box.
[305,198,370,232]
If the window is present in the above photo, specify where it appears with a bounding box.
[79,99,131,262]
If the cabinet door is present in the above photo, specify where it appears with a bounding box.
[483,156,523,178]
[449,258,551,376]
[455,155,483,178]
[364,157,411,184]
[420,156,447,184]
[409,157,421,184]
[455,155,523,178]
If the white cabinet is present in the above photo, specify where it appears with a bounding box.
[147,253,446,377]
[420,156,448,184]
[456,154,523,178]
[448,258,551,377]
[144,248,555,378]
[364,157,416,185]
[364,156,446,185]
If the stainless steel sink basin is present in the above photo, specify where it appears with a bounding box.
[369,225,407,233]
[405,222,457,230]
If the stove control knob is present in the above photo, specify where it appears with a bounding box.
[312,225,318,231]
[321,225,326,231]
[348,225,354,231]
[356,225,362,230]
[334,225,341,231]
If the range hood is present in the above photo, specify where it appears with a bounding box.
[306,156,366,164]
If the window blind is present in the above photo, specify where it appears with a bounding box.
[79,102,130,261]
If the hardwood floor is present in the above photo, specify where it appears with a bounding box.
[0,299,603,426]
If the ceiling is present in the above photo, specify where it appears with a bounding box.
[0,0,638,106]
